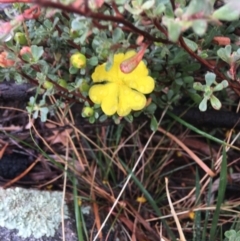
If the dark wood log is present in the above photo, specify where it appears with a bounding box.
[0,81,35,101]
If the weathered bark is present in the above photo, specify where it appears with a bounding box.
[0,81,35,101]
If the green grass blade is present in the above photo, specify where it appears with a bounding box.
[167,111,240,151]
[194,168,201,241]
[209,147,227,240]
[120,159,176,240]
[201,178,213,241]
[73,176,84,241]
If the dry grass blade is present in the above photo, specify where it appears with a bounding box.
[92,108,169,241]
[158,126,216,177]
[165,177,186,241]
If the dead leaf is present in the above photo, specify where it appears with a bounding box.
[212,36,231,46]
[45,123,72,146]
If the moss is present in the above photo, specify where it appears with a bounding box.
[0,187,69,239]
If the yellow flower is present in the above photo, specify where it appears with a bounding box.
[89,51,155,116]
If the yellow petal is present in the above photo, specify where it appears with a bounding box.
[91,53,126,83]
[119,52,151,88]
[123,50,136,59]
[117,103,131,117]
[117,86,132,116]
[117,86,146,116]
[89,83,119,116]
[128,89,147,110]
[127,76,155,94]
[91,64,108,83]
[114,52,127,63]
[102,83,119,115]
[89,84,108,104]
[102,95,118,115]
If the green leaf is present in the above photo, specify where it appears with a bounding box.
[69,66,78,74]
[145,102,157,114]
[71,18,82,31]
[99,114,108,122]
[199,97,208,111]
[188,92,202,104]
[124,114,133,123]
[40,107,49,122]
[210,95,222,110]
[186,0,213,16]
[213,80,228,91]
[112,28,124,43]
[213,3,240,21]
[181,63,201,72]
[43,19,53,29]
[33,110,39,119]
[125,2,143,14]
[193,82,204,91]
[153,3,165,16]
[21,53,32,62]
[88,56,98,66]
[141,0,155,10]
[175,78,183,85]
[89,116,95,123]
[183,37,198,52]
[162,17,182,42]
[169,49,188,64]
[31,45,44,62]
[150,115,158,131]
[225,230,236,239]
[183,76,194,84]
[192,20,207,36]
[36,72,46,83]
[205,72,216,86]
[217,45,232,63]
[236,231,240,237]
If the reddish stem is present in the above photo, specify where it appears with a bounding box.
[34,0,171,44]
[0,0,31,2]
[153,19,168,38]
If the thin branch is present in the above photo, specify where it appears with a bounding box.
[34,0,171,44]
[169,0,176,11]
[153,19,168,38]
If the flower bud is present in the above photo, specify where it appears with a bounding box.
[70,52,87,69]
[82,107,94,117]
[79,81,90,92]
[69,29,79,39]
[58,79,67,88]
[20,46,32,56]
[14,32,27,45]
[120,43,148,73]
[43,80,53,89]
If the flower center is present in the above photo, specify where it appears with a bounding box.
[115,78,124,86]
